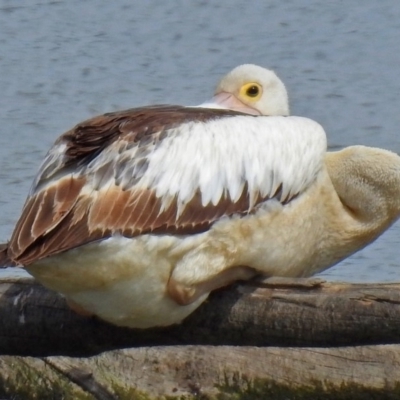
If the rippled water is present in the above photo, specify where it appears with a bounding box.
[1,0,400,282]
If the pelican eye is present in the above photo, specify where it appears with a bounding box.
[246,85,259,97]
[240,82,262,101]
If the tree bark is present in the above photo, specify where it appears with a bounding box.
[2,275,400,357]
[2,345,400,399]
[2,276,400,398]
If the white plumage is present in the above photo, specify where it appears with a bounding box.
[141,117,326,212]
[3,64,400,329]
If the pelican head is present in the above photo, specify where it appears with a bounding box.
[208,64,289,116]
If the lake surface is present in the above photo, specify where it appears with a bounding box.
[1,0,400,282]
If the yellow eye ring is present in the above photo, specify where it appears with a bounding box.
[239,82,262,102]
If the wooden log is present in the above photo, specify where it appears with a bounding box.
[2,276,400,398]
[1,275,400,356]
[2,345,400,399]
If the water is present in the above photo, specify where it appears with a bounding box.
[1,0,400,282]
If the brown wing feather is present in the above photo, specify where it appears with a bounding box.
[63,105,244,163]
[0,243,12,267]
[11,183,270,266]
[7,105,260,266]
[8,176,86,261]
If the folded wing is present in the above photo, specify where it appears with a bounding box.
[6,106,327,265]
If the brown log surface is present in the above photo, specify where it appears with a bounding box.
[2,276,400,398]
[1,275,400,356]
[2,345,400,399]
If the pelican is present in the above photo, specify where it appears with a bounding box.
[1,65,400,329]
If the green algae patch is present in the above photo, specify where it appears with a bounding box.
[2,358,400,400]
[215,377,400,400]
[93,377,400,400]
[0,357,92,400]
[111,382,155,400]
[110,381,202,400]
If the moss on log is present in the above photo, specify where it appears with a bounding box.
[2,276,400,398]
[2,345,400,399]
